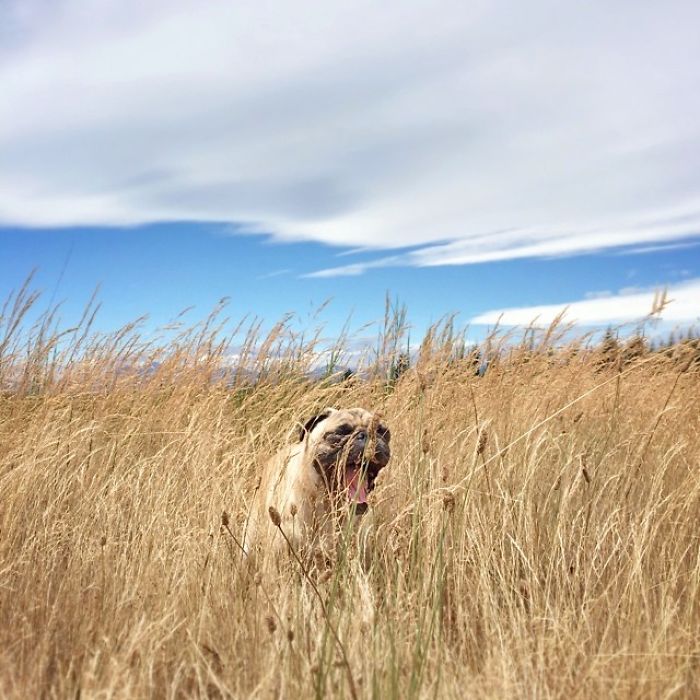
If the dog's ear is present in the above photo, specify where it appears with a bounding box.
[298,408,335,442]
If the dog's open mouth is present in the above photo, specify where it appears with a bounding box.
[344,463,372,515]
[345,464,369,503]
[328,438,389,514]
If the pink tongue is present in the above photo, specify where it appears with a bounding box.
[345,467,369,504]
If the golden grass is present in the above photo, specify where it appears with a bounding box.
[1,284,699,698]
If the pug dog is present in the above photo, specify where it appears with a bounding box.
[243,407,391,562]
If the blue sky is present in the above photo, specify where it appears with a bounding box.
[1,0,699,343]
[2,224,697,343]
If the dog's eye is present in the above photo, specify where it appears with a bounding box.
[377,425,391,441]
[334,424,355,436]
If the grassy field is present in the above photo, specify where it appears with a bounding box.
[1,283,699,698]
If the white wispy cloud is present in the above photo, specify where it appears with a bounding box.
[1,0,699,270]
[611,240,700,256]
[256,268,292,281]
[470,278,700,327]
[306,206,700,276]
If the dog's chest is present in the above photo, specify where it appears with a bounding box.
[290,468,327,526]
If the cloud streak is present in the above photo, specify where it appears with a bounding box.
[306,205,700,276]
[470,278,700,327]
[1,0,700,271]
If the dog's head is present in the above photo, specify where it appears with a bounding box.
[298,407,391,513]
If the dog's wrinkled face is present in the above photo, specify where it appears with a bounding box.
[299,408,391,513]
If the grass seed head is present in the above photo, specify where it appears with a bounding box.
[476,427,488,456]
[318,569,333,585]
[268,506,282,527]
[443,492,456,513]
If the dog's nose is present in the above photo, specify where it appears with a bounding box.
[356,430,367,443]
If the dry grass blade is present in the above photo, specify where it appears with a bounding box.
[268,507,359,700]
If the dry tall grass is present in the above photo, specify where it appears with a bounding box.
[1,283,699,698]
